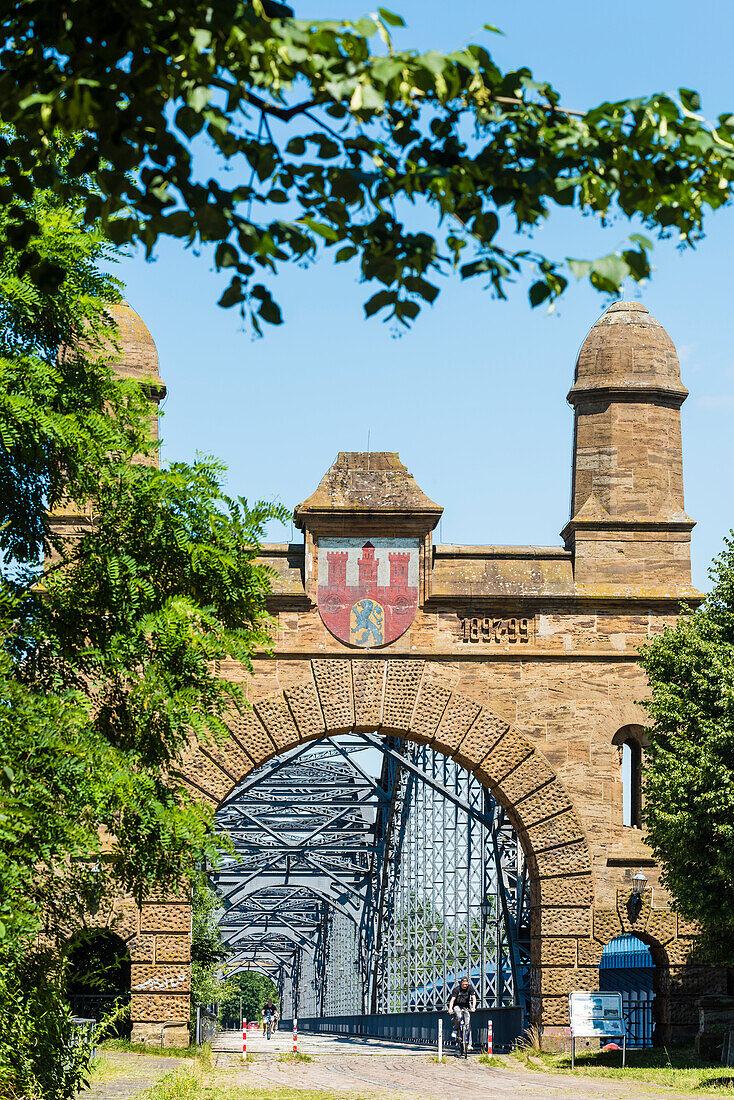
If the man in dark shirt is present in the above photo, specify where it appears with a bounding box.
[448,976,478,1048]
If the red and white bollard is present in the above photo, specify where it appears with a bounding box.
[242,1018,247,1058]
[486,1020,493,1057]
[293,1017,298,1055]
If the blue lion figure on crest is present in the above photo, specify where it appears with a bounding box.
[351,599,384,646]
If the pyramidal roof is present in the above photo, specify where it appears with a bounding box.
[294,452,442,531]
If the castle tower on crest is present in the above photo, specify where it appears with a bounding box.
[358,541,379,587]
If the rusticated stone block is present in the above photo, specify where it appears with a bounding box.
[255,694,300,751]
[284,679,325,739]
[108,902,139,940]
[179,744,232,802]
[131,964,190,994]
[665,938,697,966]
[535,840,591,878]
[668,966,727,996]
[524,809,586,853]
[577,939,604,966]
[536,907,591,937]
[411,680,451,742]
[230,710,275,768]
[538,996,571,1026]
[456,708,509,768]
[482,728,535,784]
[312,660,354,732]
[435,692,481,753]
[513,780,573,828]
[205,733,253,784]
[352,660,385,729]
[593,907,623,944]
[496,752,557,804]
[534,875,594,907]
[646,908,677,946]
[542,967,598,996]
[130,992,189,1023]
[140,904,191,935]
[382,661,424,732]
[669,997,699,1026]
[127,934,155,963]
[155,936,191,963]
[677,915,701,938]
[531,937,577,966]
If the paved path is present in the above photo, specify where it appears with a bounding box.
[213,1026,433,1058]
[79,1054,187,1099]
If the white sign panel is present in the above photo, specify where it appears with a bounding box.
[569,991,625,1038]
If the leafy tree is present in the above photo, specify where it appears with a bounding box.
[3,3,734,328]
[0,153,283,1095]
[639,538,734,962]
[219,972,279,1028]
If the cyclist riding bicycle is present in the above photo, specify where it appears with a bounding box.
[262,999,278,1039]
[448,976,478,1051]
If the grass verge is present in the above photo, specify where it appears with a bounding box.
[99,1038,200,1058]
[513,1045,734,1095]
[278,1051,313,1063]
[140,1067,370,1100]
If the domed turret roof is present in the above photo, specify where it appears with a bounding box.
[108,301,166,398]
[568,301,687,404]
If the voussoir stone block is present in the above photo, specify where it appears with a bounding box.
[455,708,508,769]
[435,692,481,753]
[204,732,253,784]
[593,907,623,943]
[352,659,386,729]
[495,751,557,804]
[255,694,301,751]
[513,780,573,829]
[411,680,451,742]
[382,661,424,732]
[284,679,325,739]
[230,710,275,768]
[178,745,232,802]
[312,659,354,731]
[523,809,586,852]
[481,728,536,787]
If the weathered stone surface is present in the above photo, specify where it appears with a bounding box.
[455,709,509,769]
[351,659,385,729]
[131,964,190,994]
[382,661,424,731]
[533,875,594,908]
[524,810,586,853]
[535,907,591,937]
[205,732,253,784]
[127,934,155,963]
[513,780,573,828]
[312,659,354,731]
[284,679,325,739]
[411,680,451,742]
[435,692,481,752]
[531,937,578,967]
[130,993,190,1023]
[542,967,599,996]
[496,751,557,804]
[535,840,591,878]
[229,710,275,768]
[155,936,191,963]
[108,902,140,940]
[255,693,301,751]
[593,908,623,944]
[140,905,191,934]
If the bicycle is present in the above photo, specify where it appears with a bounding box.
[450,1012,471,1059]
[264,1015,276,1040]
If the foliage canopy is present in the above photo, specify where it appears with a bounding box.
[3,2,734,328]
[639,538,734,961]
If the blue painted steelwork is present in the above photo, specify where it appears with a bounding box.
[210,734,531,1025]
[599,935,655,1048]
[280,1007,524,1052]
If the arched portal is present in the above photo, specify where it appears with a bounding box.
[172,657,595,1041]
[211,733,531,1025]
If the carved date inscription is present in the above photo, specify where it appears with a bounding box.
[459,615,532,644]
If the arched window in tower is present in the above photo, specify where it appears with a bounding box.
[613,726,646,829]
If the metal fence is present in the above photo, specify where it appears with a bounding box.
[195,1004,219,1046]
[623,998,654,1049]
[280,1007,523,1052]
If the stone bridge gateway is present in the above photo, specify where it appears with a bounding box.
[95,300,726,1047]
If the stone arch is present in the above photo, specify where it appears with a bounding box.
[180,657,595,1029]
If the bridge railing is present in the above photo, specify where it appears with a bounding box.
[280,1008,523,1053]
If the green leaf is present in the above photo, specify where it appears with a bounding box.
[377,8,406,27]
[529,281,551,307]
[679,87,701,112]
[300,217,339,242]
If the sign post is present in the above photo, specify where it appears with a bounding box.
[569,992,626,1069]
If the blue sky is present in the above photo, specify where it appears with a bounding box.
[115,0,734,590]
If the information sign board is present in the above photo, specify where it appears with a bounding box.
[568,991,626,1068]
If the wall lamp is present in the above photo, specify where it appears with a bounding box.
[627,869,648,920]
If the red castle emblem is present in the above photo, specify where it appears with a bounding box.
[317,538,419,647]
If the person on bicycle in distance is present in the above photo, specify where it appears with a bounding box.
[262,998,278,1038]
[448,976,478,1049]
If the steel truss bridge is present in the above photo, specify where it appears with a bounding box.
[211,733,530,1022]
